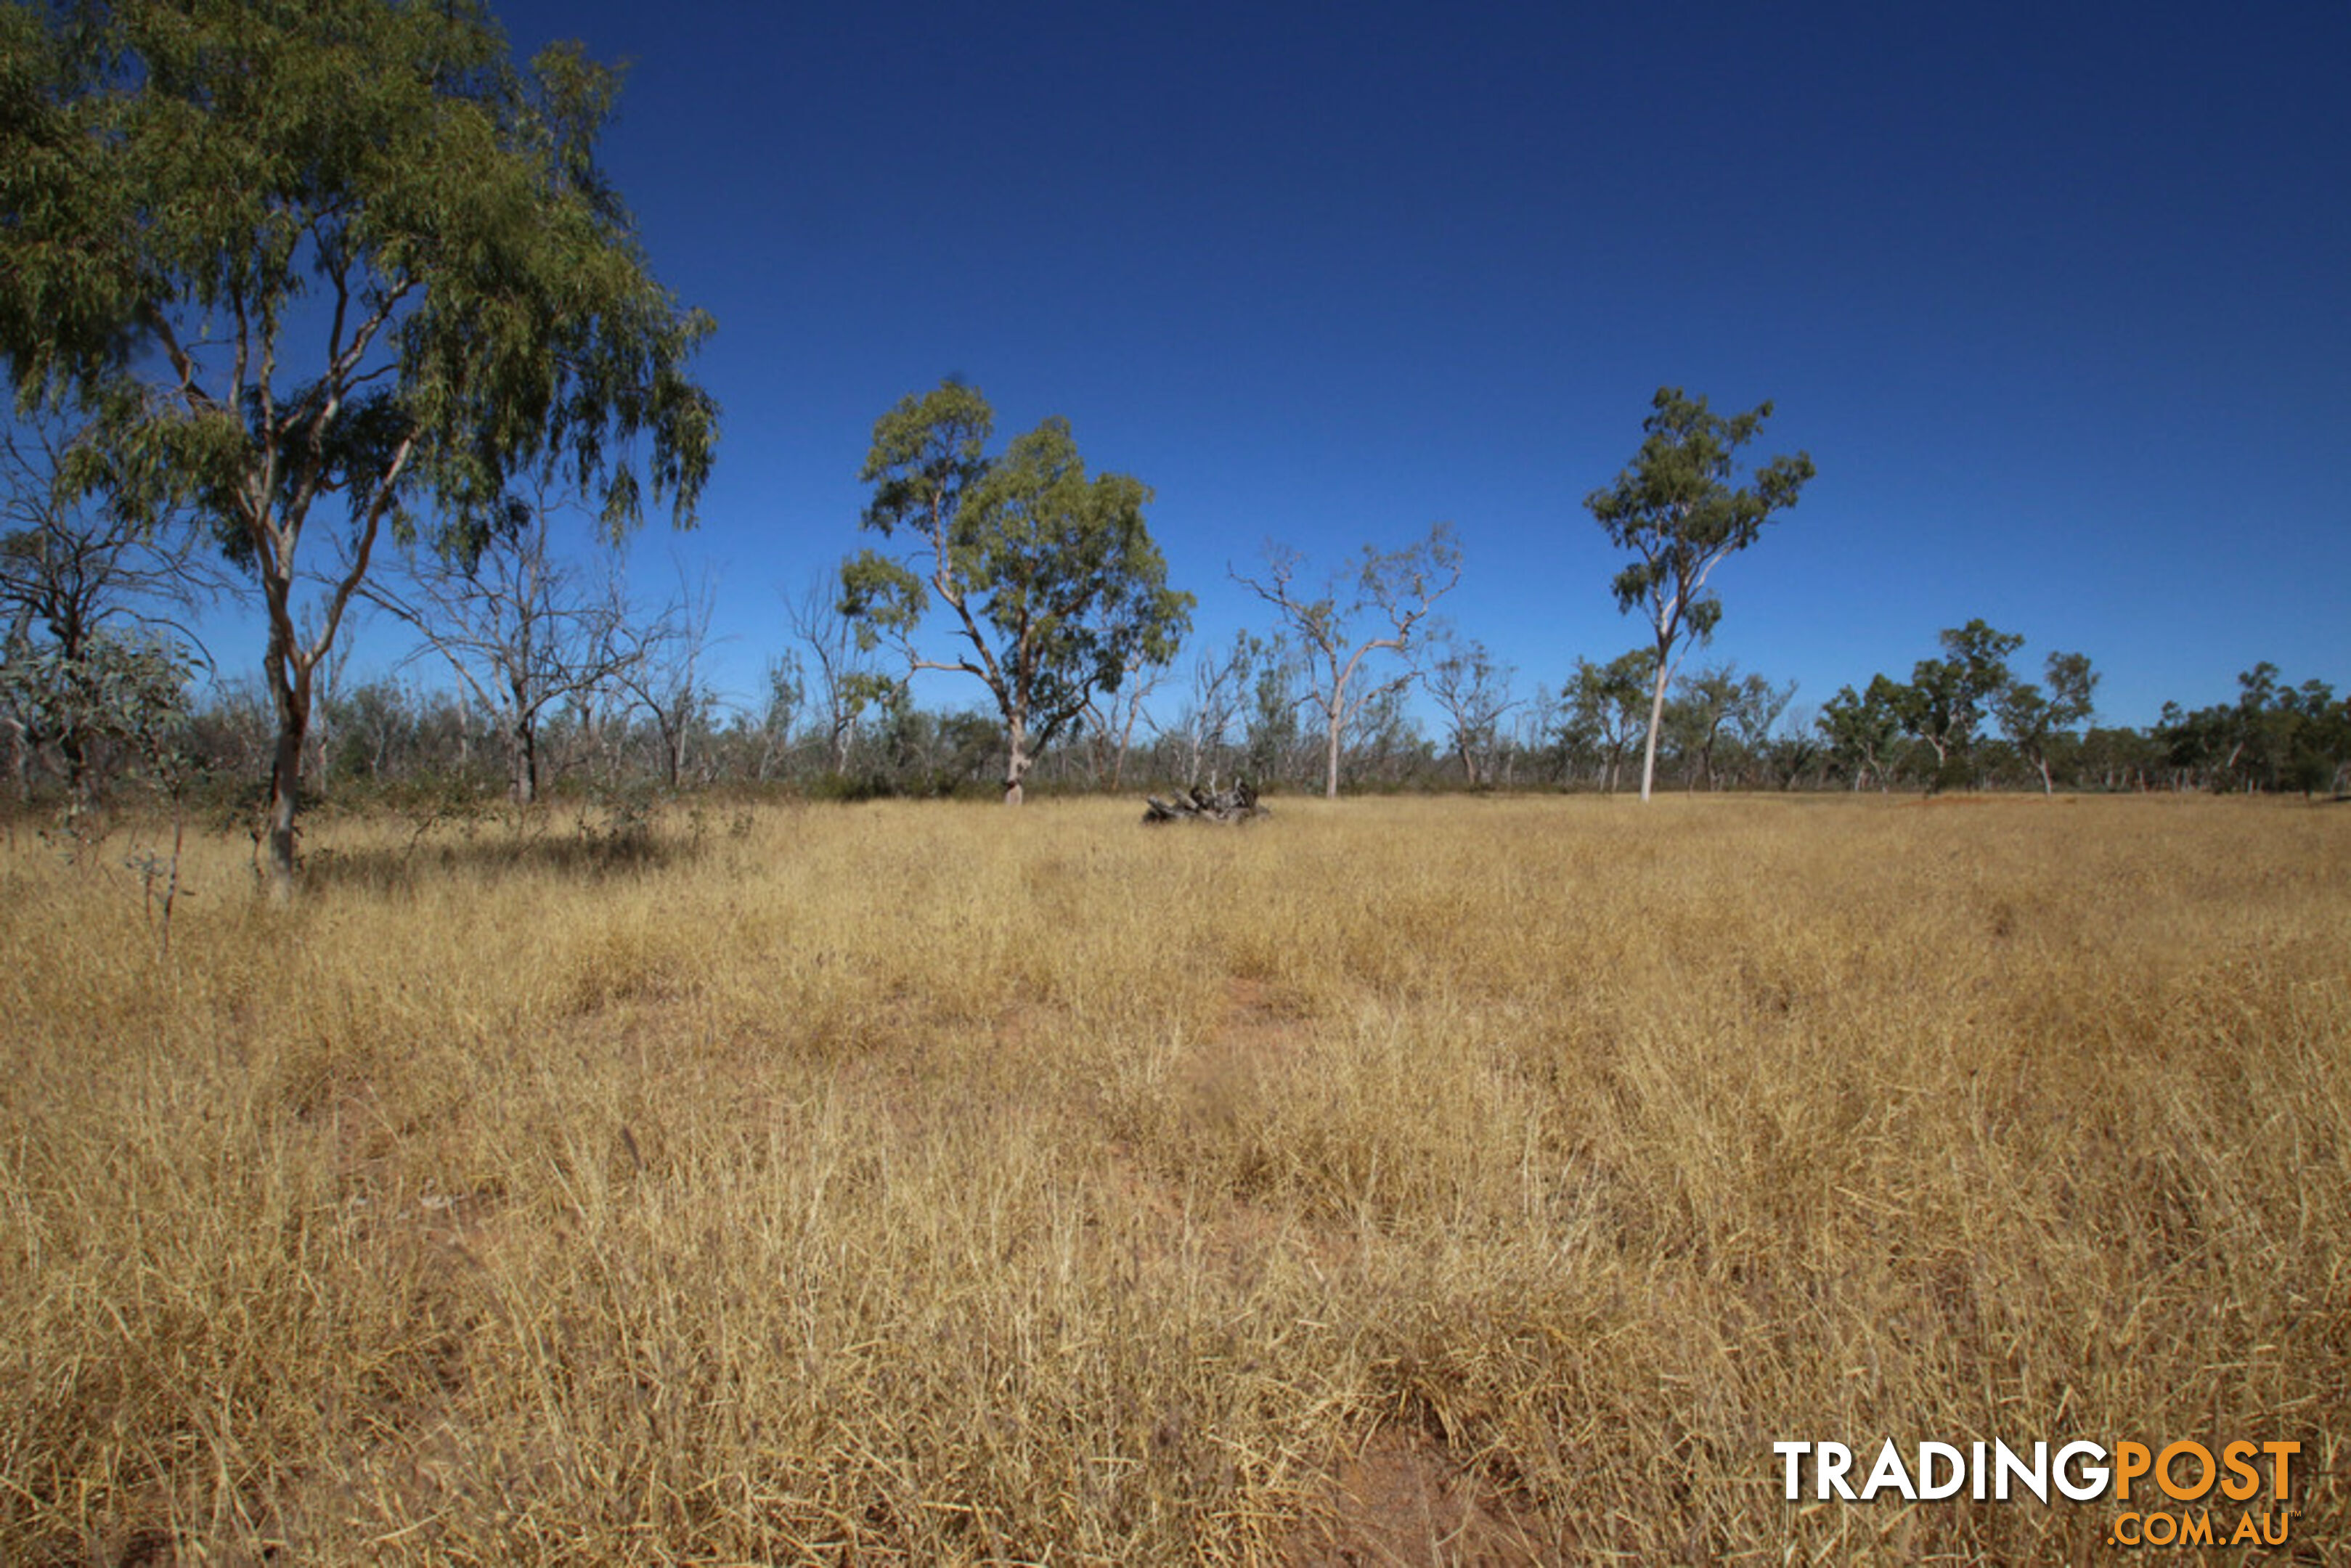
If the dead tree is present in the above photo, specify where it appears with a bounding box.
[1142,780,1270,825]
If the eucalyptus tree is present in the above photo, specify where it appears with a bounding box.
[1422,634,1519,788]
[1585,388,1813,801]
[782,571,887,776]
[1079,645,1168,793]
[1162,629,1266,789]
[0,0,717,892]
[611,565,718,791]
[1664,663,1743,790]
[1817,674,1907,791]
[1895,620,2024,786]
[1562,648,1657,794]
[1342,679,1431,788]
[1232,524,1461,799]
[1726,670,1798,787]
[0,414,212,802]
[747,654,805,784]
[1244,639,1308,788]
[364,485,632,804]
[2158,665,2347,795]
[842,381,1193,805]
[0,619,192,809]
[1514,684,1566,788]
[1995,650,2098,794]
[1662,663,1794,791]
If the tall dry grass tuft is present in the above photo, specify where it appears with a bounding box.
[1,793,2344,1563]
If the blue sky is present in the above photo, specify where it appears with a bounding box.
[301,1,2351,730]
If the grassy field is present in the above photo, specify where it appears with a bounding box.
[1,792,2344,1564]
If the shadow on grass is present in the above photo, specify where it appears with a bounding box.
[300,818,701,894]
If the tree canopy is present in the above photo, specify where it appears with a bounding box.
[1893,619,2024,786]
[1996,649,2098,795]
[842,380,1192,804]
[1586,387,1813,801]
[1560,647,1656,795]
[0,0,717,889]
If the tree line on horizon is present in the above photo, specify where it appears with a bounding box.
[7,347,2342,833]
[1,0,2344,889]
[6,448,2342,813]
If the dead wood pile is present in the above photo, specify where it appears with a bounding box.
[1141,782,1270,825]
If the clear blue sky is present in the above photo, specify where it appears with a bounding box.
[341,1,2351,730]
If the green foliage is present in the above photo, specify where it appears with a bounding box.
[0,0,718,883]
[1995,649,2098,792]
[1888,619,2024,784]
[842,380,1193,801]
[1817,674,1907,789]
[1243,636,1302,786]
[1423,637,1517,786]
[0,628,192,802]
[1585,388,1814,652]
[1661,662,1789,789]
[2158,663,2348,795]
[1,0,716,539]
[1560,648,1656,792]
[1841,627,2111,793]
[1585,387,1812,800]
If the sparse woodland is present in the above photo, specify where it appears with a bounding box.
[3,1,2348,1564]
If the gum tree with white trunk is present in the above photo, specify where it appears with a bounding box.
[842,380,1192,806]
[1585,388,1812,802]
[1231,524,1461,800]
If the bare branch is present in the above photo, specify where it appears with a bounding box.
[1232,523,1460,798]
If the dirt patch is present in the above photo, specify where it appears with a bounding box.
[1284,1432,1557,1565]
[1219,975,1311,1041]
[1105,979,1559,1559]
[1174,975,1312,1129]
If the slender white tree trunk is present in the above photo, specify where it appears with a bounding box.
[1324,695,1343,800]
[1638,663,1668,803]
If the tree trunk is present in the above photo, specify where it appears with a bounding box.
[1003,710,1030,805]
[1922,734,1949,792]
[266,686,306,901]
[4,716,28,803]
[652,704,686,789]
[510,720,537,805]
[1112,702,1144,793]
[59,730,91,815]
[1324,697,1342,800]
[1638,661,1668,803]
[258,586,313,900]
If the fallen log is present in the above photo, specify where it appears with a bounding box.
[1141,782,1269,825]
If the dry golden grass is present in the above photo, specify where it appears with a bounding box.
[1,793,2344,1564]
